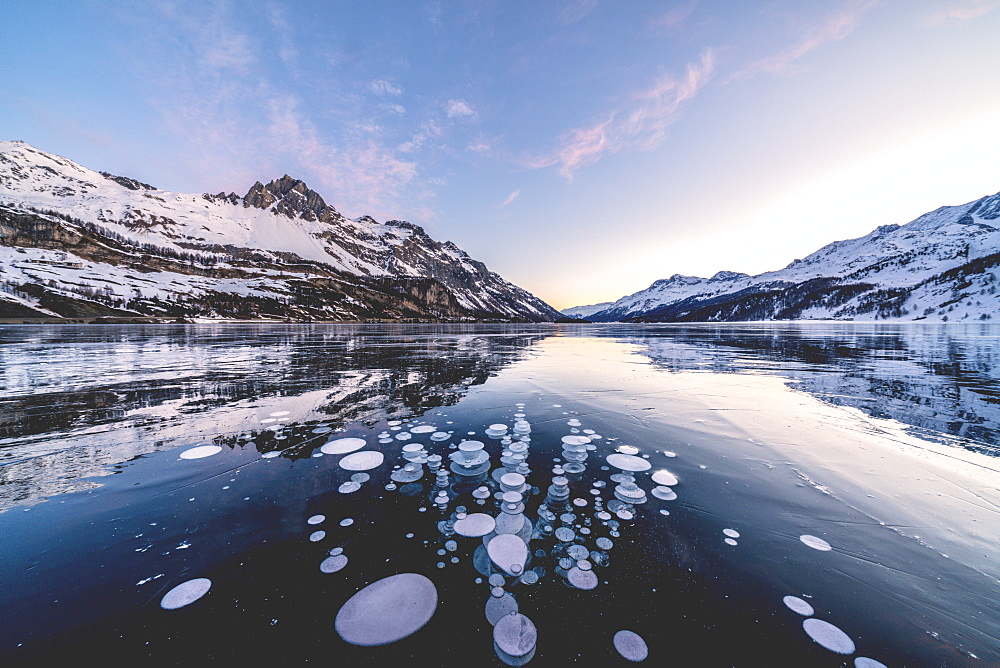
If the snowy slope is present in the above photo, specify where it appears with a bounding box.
[0,141,560,321]
[559,302,614,319]
[583,193,1000,323]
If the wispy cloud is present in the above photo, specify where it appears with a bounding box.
[499,189,520,207]
[137,2,424,220]
[926,0,1000,22]
[446,99,475,118]
[370,79,403,96]
[528,50,715,179]
[648,3,697,33]
[725,0,879,82]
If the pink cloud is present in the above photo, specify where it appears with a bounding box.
[926,0,1000,22]
[725,0,879,82]
[528,50,715,179]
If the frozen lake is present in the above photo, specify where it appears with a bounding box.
[1,322,998,665]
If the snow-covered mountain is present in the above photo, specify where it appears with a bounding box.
[0,141,560,321]
[559,302,614,319]
[581,193,1000,323]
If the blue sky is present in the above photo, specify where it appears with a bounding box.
[5,1,1000,309]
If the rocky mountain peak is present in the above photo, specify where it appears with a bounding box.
[243,175,341,224]
[99,171,156,191]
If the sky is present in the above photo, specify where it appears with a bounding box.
[4,1,1000,310]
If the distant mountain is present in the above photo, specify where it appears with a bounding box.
[560,302,614,319]
[579,194,1000,323]
[0,141,561,322]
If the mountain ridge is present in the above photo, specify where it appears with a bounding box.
[0,141,561,322]
[574,189,1000,323]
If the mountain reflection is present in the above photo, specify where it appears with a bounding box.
[611,322,1000,456]
[0,324,546,509]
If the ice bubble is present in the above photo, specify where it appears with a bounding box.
[379,438,393,444]
[651,487,677,501]
[554,527,576,542]
[320,554,349,573]
[854,658,888,668]
[487,534,529,576]
[335,573,438,646]
[351,473,370,483]
[261,418,276,424]
[723,529,740,539]
[410,425,436,433]
[800,535,832,551]
[572,498,587,507]
[455,513,496,537]
[616,509,634,521]
[322,438,367,455]
[330,547,344,556]
[568,545,589,561]
[309,531,326,542]
[489,574,506,587]
[387,420,402,426]
[567,566,598,590]
[340,518,354,527]
[160,578,212,609]
[606,454,651,472]
[561,435,592,446]
[338,481,362,494]
[312,427,333,434]
[307,515,325,525]
[617,445,639,455]
[430,432,450,441]
[270,411,290,417]
[520,571,539,585]
[783,596,814,616]
[663,451,676,458]
[485,592,519,625]
[651,470,679,486]
[179,445,222,460]
[339,451,385,471]
[802,618,855,654]
[262,451,280,458]
[494,612,537,660]
[395,432,412,440]
[613,630,649,662]
[659,509,670,516]
[724,538,738,546]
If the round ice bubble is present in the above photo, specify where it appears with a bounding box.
[783,595,814,616]
[800,535,832,551]
[180,445,222,459]
[613,630,648,662]
[335,573,438,646]
[160,578,211,609]
[803,618,855,654]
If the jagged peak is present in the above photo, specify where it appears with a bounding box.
[242,175,340,223]
[100,171,156,192]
